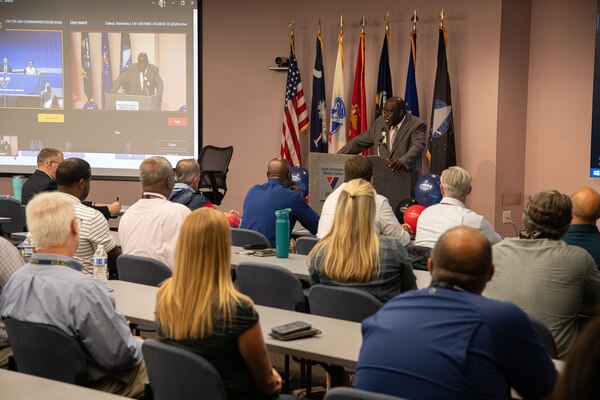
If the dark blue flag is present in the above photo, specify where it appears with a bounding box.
[429,27,456,175]
[120,33,131,72]
[101,32,112,108]
[81,32,93,101]
[310,32,327,153]
[405,30,419,117]
[375,32,393,119]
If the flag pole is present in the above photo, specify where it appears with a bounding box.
[317,17,321,35]
[360,15,367,34]
[411,10,419,32]
[439,9,445,28]
[340,14,343,36]
[384,12,390,33]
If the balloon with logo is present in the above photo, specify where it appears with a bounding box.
[394,197,419,223]
[415,173,442,207]
[403,205,426,233]
[290,166,309,198]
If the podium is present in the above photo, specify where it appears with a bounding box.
[105,92,161,111]
[308,153,412,214]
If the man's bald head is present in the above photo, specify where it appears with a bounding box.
[429,226,493,294]
[267,157,291,184]
[571,187,600,224]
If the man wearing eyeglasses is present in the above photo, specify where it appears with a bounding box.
[21,148,64,205]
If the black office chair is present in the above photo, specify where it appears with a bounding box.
[198,145,233,205]
[117,254,172,287]
[405,244,431,271]
[143,339,226,400]
[4,319,89,386]
[529,316,558,359]
[295,236,319,255]
[308,285,382,323]
[230,228,271,248]
[325,387,408,400]
[0,198,26,242]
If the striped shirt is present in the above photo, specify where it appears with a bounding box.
[67,195,117,276]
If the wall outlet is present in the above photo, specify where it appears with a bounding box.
[502,211,512,224]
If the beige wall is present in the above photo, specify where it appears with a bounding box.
[2,0,598,234]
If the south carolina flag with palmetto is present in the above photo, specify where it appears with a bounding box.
[329,33,346,153]
[349,31,367,155]
[428,26,456,175]
[280,38,309,167]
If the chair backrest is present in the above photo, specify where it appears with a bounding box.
[308,285,383,323]
[236,262,305,311]
[0,198,26,234]
[529,316,558,359]
[4,319,88,385]
[295,236,319,255]
[143,339,226,400]
[405,244,431,271]
[325,387,408,400]
[198,145,233,205]
[117,254,172,286]
[230,228,270,247]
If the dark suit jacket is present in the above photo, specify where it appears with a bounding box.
[110,63,163,98]
[338,114,427,174]
[21,169,57,205]
[2,64,12,73]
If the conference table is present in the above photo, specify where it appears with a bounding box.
[0,216,10,236]
[0,369,127,399]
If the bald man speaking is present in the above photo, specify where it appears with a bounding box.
[563,187,600,267]
[241,158,319,247]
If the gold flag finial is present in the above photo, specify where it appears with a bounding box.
[360,15,367,34]
[289,19,295,38]
[439,9,445,28]
[384,12,390,32]
[339,14,344,35]
[317,18,321,35]
[411,10,419,32]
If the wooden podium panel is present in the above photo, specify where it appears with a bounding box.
[105,92,161,111]
[308,153,411,214]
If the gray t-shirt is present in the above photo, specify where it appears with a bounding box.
[484,238,600,358]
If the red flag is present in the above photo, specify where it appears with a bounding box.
[350,32,367,155]
[280,37,309,167]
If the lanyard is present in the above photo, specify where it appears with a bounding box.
[28,258,72,267]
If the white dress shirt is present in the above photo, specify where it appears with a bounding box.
[317,182,411,245]
[414,196,502,248]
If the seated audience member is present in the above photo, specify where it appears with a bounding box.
[355,226,557,399]
[414,166,501,248]
[308,179,416,303]
[21,147,64,205]
[562,187,600,267]
[241,157,319,247]
[56,158,121,277]
[156,208,285,399]
[317,155,411,245]
[0,192,147,397]
[485,190,600,358]
[119,156,190,269]
[0,237,24,369]
[556,317,600,399]
[169,158,241,227]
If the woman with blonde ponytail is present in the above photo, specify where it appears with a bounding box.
[156,208,283,399]
[308,179,416,302]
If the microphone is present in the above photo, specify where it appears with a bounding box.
[379,127,388,148]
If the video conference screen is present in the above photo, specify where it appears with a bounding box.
[0,0,199,177]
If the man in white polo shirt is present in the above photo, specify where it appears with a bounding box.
[56,158,120,277]
[414,166,501,248]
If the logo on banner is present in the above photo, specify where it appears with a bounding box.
[325,176,340,190]
[0,77,11,88]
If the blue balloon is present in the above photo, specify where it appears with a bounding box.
[415,174,442,207]
[290,166,309,197]
[83,101,98,110]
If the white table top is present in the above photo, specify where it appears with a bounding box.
[0,369,127,399]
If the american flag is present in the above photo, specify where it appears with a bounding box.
[280,44,308,167]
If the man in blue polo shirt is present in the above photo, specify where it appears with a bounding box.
[241,157,319,247]
[356,226,557,400]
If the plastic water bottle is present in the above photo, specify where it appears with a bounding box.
[92,245,108,283]
[275,208,291,258]
[20,234,35,262]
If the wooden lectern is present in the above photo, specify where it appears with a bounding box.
[105,93,161,111]
[308,153,412,214]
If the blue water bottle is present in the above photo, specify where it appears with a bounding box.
[275,208,291,258]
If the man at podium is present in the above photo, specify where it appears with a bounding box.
[110,52,163,102]
[338,97,426,182]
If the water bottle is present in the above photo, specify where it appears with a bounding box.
[275,208,291,258]
[92,245,108,283]
[20,234,35,262]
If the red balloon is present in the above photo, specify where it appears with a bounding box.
[403,205,426,233]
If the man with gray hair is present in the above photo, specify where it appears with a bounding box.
[485,190,600,358]
[0,192,148,397]
[21,147,64,205]
[119,156,190,269]
[169,158,240,227]
[414,166,501,248]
